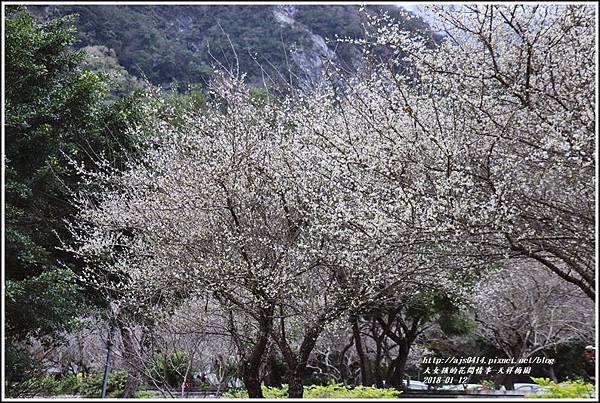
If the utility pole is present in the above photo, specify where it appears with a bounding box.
[101,322,116,398]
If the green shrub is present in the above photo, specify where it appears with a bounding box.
[345,385,402,398]
[58,373,85,394]
[135,390,155,398]
[80,370,128,398]
[305,383,402,398]
[304,383,347,398]
[263,384,289,398]
[8,372,84,397]
[149,351,193,388]
[223,386,249,398]
[223,385,287,398]
[6,370,133,398]
[528,377,595,398]
[223,383,402,398]
[36,376,62,396]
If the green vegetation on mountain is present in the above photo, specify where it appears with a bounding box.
[29,5,439,89]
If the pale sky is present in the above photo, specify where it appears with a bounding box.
[396,3,439,28]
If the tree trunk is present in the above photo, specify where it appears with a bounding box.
[373,347,384,388]
[287,369,305,398]
[275,321,324,398]
[387,343,408,389]
[240,309,273,398]
[264,349,283,387]
[493,373,506,390]
[352,318,370,386]
[338,338,354,383]
[241,333,270,398]
[242,363,264,398]
[371,319,385,388]
[119,323,142,398]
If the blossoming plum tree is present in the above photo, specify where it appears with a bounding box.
[472,262,594,386]
[333,4,596,299]
[66,3,595,397]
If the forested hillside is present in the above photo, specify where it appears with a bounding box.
[28,4,439,89]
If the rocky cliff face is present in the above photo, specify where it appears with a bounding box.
[28,4,437,91]
[272,5,341,91]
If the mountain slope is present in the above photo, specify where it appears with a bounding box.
[29,4,439,90]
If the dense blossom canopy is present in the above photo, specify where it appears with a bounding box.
[64,4,595,397]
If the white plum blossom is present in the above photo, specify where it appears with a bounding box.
[65,3,595,396]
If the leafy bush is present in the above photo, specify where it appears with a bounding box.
[36,376,62,396]
[80,370,128,398]
[222,385,289,399]
[7,371,116,398]
[305,383,402,398]
[263,384,289,398]
[348,385,403,398]
[135,390,155,398]
[528,377,595,398]
[5,345,36,387]
[7,374,72,397]
[149,351,193,388]
[223,386,249,398]
[223,383,402,398]
[55,373,85,394]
